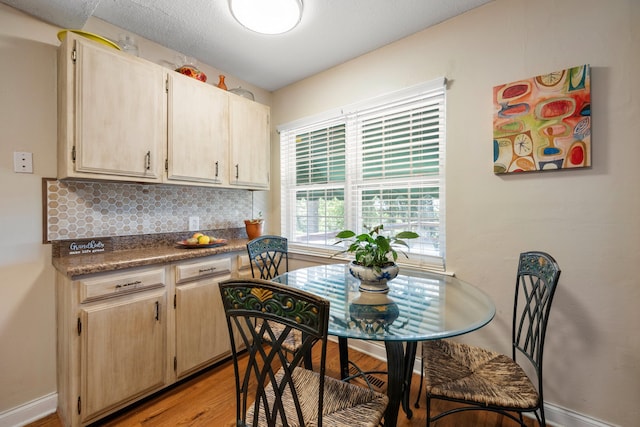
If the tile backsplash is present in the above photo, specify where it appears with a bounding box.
[45,179,259,241]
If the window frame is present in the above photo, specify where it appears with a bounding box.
[279,78,447,271]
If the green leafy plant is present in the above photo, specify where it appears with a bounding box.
[246,211,263,224]
[333,224,419,272]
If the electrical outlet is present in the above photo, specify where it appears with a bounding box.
[188,216,199,231]
[14,151,33,173]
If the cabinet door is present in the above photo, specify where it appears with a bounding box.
[229,95,271,189]
[80,289,167,421]
[73,37,165,180]
[167,73,229,185]
[175,274,231,378]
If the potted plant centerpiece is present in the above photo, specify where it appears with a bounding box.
[244,211,264,240]
[334,224,419,293]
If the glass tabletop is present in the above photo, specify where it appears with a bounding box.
[273,263,496,342]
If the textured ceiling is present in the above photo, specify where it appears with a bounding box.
[2,0,493,91]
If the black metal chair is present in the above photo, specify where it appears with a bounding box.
[245,235,313,369]
[219,278,389,427]
[246,235,289,280]
[419,251,561,426]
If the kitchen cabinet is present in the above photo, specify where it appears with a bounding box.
[57,32,271,190]
[55,266,168,426]
[167,73,229,186]
[55,251,242,426]
[229,94,271,189]
[57,33,166,183]
[80,289,167,420]
[173,256,231,378]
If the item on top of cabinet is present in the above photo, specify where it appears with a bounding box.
[217,75,228,90]
[175,64,207,82]
[117,34,139,56]
[57,29,121,50]
[175,56,207,82]
[229,87,255,101]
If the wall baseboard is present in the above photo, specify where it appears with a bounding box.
[1,343,617,427]
[0,393,57,427]
[342,338,617,427]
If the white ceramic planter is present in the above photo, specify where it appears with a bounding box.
[348,261,399,293]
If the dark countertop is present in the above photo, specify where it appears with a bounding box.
[52,229,248,277]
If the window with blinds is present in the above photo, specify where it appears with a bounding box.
[280,78,446,271]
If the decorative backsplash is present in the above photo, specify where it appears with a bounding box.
[45,179,260,241]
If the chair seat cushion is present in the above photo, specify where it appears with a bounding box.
[422,339,539,409]
[246,367,388,427]
[256,321,304,353]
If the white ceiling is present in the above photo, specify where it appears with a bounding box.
[2,0,493,91]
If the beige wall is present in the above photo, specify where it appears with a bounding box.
[2,0,639,425]
[272,0,639,425]
[0,2,271,421]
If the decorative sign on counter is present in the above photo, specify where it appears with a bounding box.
[60,238,113,256]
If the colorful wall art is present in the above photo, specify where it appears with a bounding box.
[493,64,591,174]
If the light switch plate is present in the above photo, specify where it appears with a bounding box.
[14,151,33,173]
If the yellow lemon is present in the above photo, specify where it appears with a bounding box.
[197,235,210,245]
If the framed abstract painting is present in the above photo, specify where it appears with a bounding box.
[493,64,591,174]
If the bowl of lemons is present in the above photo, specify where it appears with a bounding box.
[178,232,227,248]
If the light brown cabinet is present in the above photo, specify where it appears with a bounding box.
[57,33,270,190]
[167,72,229,186]
[57,35,166,183]
[55,254,238,426]
[79,289,167,420]
[173,256,231,378]
[229,94,271,189]
[55,266,168,426]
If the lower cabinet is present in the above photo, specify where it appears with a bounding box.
[80,289,167,420]
[55,254,236,427]
[174,256,231,378]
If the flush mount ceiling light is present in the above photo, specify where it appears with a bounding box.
[229,0,303,35]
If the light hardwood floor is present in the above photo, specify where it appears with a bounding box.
[28,341,536,427]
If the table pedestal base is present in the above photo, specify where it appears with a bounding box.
[338,338,417,427]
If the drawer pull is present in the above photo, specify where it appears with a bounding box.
[115,280,142,290]
[198,267,216,274]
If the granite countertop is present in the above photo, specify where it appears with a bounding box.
[52,229,249,277]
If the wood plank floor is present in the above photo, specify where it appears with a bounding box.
[28,341,536,427]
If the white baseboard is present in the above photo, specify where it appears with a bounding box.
[0,393,57,427]
[341,338,618,427]
[0,345,618,427]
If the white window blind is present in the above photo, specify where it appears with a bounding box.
[280,79,446,271]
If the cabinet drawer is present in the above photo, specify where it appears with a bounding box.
[79,267,166,303]
[175,257,231,284]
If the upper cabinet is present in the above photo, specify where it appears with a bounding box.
[229,95,271,189]
[167,72,229,186]
[58,33,270,190]
[58,34,166,183]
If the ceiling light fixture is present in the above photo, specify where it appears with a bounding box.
[229,0,303,35]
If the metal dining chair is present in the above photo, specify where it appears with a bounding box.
[246,235,289,280]
[418,251,561,426]
[219,278,388,427]
[246,235,313,368]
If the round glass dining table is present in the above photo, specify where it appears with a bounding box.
[273,263,495,427]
